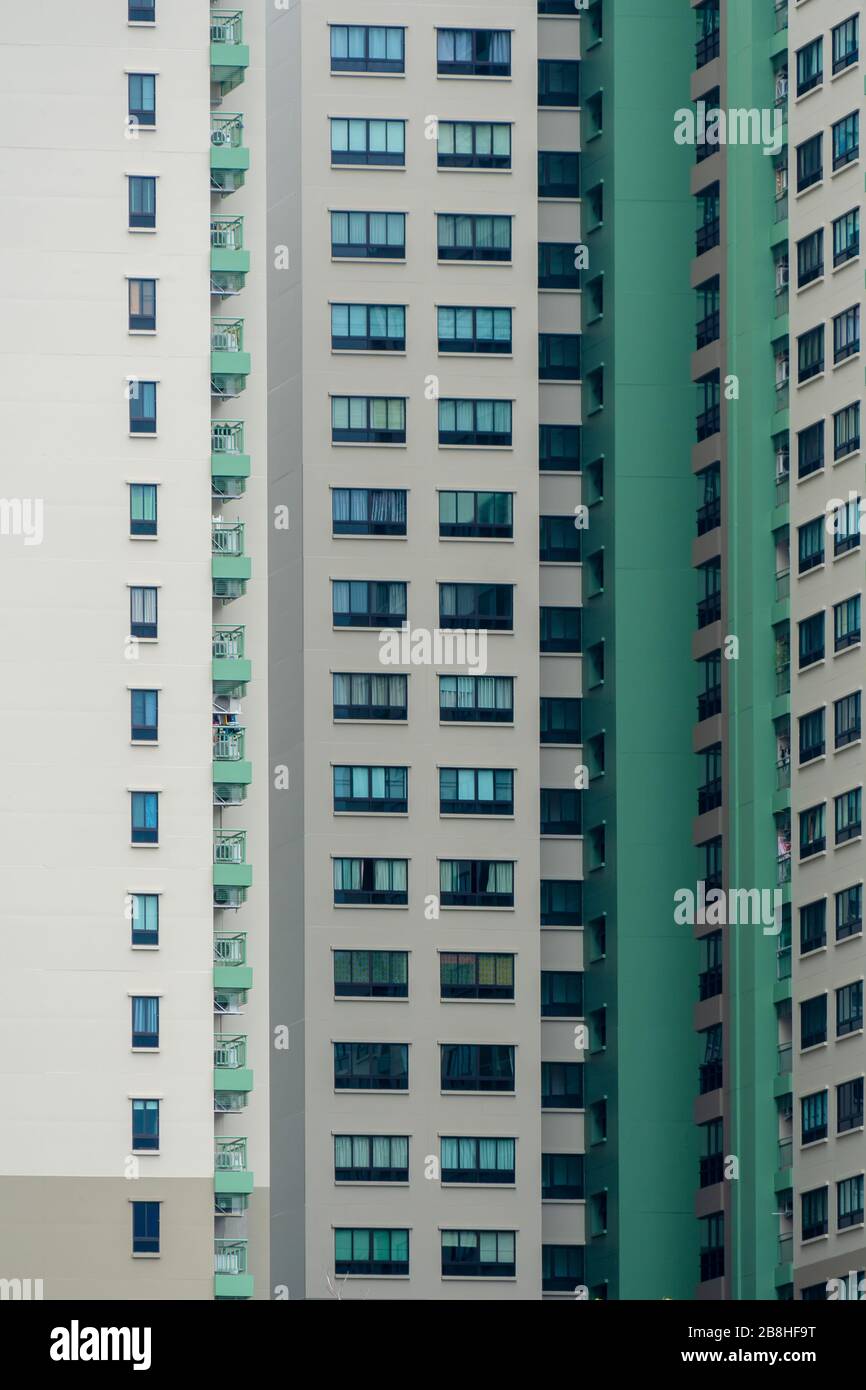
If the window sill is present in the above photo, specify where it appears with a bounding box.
[329,71,406,80]
[437,352,514,361]
[333,995,409,1004]
[438,167,512,176]
[796,274,825,295]
[131,944,160,952]
[443,1182,516,1190]
[331,349,407,358]
[131,1253,161,1260]
[837,1124,865,1139]
[836,929,864,946]
[440,721,515,729]
[438,536,514,544]
[439,813,516,821]
[332,256,407,265]
[438,905,515,913]
[438,74,513,83]
[831,158,860,180]
[832,253,860,276]
[800,1137,829,1151]
[437,259,513,268]
[440,1090,516,1097]
[835,642,861,659]
[129,329,157,336]
[330,164,406,173]
[796,371,825,389]
[836,1026,865,1042]
[128,227,158,234]
[798,562,825,578]
[833,350,861,372]
[330,533,407,542]
[129,535,158,542]
[332,902,409,910]
[834,446,861,464]
[128,432,158,438]
[799,657,826,672]
[835,835,863,851]
[131,1148,161,1156]
[331,441,407,449]
[334,1181,410,1188]
[799,944,828,960]
[795,179,824,201]
[796,465,825,483]
[799,849,827,863]
[333,718,409,727]
[332,810,409,818]
[131,1047,160,1055]
[440,996,516,1005]
[437,444,514,453]
[130,843,160,849]
[799,1041,829,1056]
[835,739,863,756]
[793,85,822,106]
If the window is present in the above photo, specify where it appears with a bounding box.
[439,583,513,632]
[835,788,862,845]
[330,211,406,260]
[538,150,580,198]
[799,803,826,859]
[437,213,511,262]
[131,791,158,845]
[332,488,406,536]
[331,304,405,352]
[838,1175,864,1230]
[835,692,861,749]
[542,1153,584,1200]
[131,996,159,1049]
[797,517,824,573]
[833,306,860,363]
[801,1187,828,1241]
[440,952,515,1001]
[335,1228,409,1276]
[438,121,511,170]
[796,133,823,191]
[540,425,581,472]
[795,38,822,96]
[797,421,823,478]
[132,1098,160,1152]
[541,1060,584,1109]
[541,971,583,1018]
[837,980,863,1036]
[696,183,720,254]
[439,859,514,909]
[441,1043,515,1092]
[799,899,826,953]
[438,398,512,447]
[833,208,860,267]
[129,483,157,537]
[441,1137,515,1185]
[541,879,582,927]
[132,1201,159,1255]
[439,768,514,816]
[539,243,580,290]
[333,672,407,721]
[333,858,407,906]
[798,610,824,667]
[700,1213,724,1281]
[538,60,579,106]
[540,607,581,653]
[128,73,156,127]
[797,325,824,382]
[699,1025,723,1093]
[800,994,827,1050]
[838,1078,864,1133]
[437,29,511,77]
[539,334,580,381]
[441,1230,515,1278]
[832,112,859,170]
[801,1090,828,1145]
[330,118,405,167]
[330,25,404,73]
[837,884,863,941]
[797,230,823,288]
[129,0,155,18]
[439,490,512,539]
[131,689,158,742]
[540,788,582,835]
[834,595,860,651]
[333,765,407,813]
[332,580,406,628]
[437,306,512,355]
[540,516,581,563]
[334,1042,408,1090]
[832,16,859,74]
[699,1120,724,1187]
[541,1245,584,1293]
[695,1,720,66]
[128,175,156,229]
[834,403,860,460]
[334,950,408,999]
[129,380,157,434]
[128,278,156,331]
[439,675,514,723]
[130,892,159,947]
[696,372,720,440]
[334,1136,409,1183]
[331,395,405,444]
[541,696,581,744]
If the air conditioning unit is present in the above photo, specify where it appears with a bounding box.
[213,885,246,909]
[776,359,789,384]
[776,263,789,289]
[213,577,245,600]
[214,784,246,807]
[211,128,231,147]
[212,331,234,351]
[779,1099,793,1121]
[776,76,788,99]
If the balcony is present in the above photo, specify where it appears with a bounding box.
[776,757,790,790]
[211,421,250,499]
[214,1238,253,1300]
[697,592,722,629]
[696,310,720,350]
[774,0,787,33]
[699,965,723,1001]
[697,497,720,536]
[776,945,791,981]
[213,625,250,697]
[696,405,720,442]
[775,567,789,600]
[214,931,253,992]
[699,1060,723,1094]
[213,725,252,805]
[777,1042,792,1076]
[214,1031,252,1083]
[211,320,250,398]
[211,11,249,98]
[700,1247,724,1282]
[698,779,722,814]
[696,218,720,256]
[211,114,249,194]
[698,686,722,721]
[699,1152,724,1187]
[214,830,252,905]
[776,852,791,885]
[212,520,250,601]
[211,217,249,297]
[215,1136,254,1198]
[775,661,790,697]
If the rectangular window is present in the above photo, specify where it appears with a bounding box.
[696,372,720,440]
[800,1090,828,1145]
[540,696,581,744]
[334,1042,408,1090]
[799,899,826,954]
[334,950,408,999]
[795,38,822,96]
[835,691,861,749]
[837,980,863,1036]
[128,278,156,331]
[800,994,827,1049]
[440,1043,515,1092]
[437,121,511,170]
[438,213,512,263]
[540,879,582,927]
[833,16,859,73]
[836,885,863,941]
[333,765,408,813]
[801,1187,829,1241]
[834,496,862,557]
[131,996,159,1049]
[130,689,158,742]
[441,1137,515,1185]
[797,325,824,382]
[834,403,860,460]
[439,859,514,909]
[441,1230,515,1278]
[330,210,406,261]
[543,1245,585,1291]
[833,208,860,267]
[838,1078,864,1133]
[540,788,582,834]
[538,150,580,198]
[440,952,514,1001]
[333,672,407,721]
[541,971,583,1018]
[130,892,159,946]
[335,1228,409,1276]
[539,242,580,290]
[330,118,405,167]
[331,396,406,444]
[330,25,404,73]
[439,675,514,724]
[838,1175,864,1230]
[438,398,512,447]
[437,29,511,77]
[833,305,860,363]
[540,424,581,471]
[437,306,512,355]
[132,1201,160,1254]
[128,175,156,229]
[331,303,405,352]
[439,767,514,816]
[542,1153,585,1200]
[132,1098,160,1152]
[797,517,824,573]
[334,1135,409,1183]
[129,483,157,537]
[128,73,156,126]
[131,791,159,845]
[439,490,512,538]
[799,803,826,859]
[439,582,513,632]
[332,580,407,628]
[832,112,859,170]
[539,333,581,380]
[797,421,824,478]
[797,230,823,288]
[538,59,580,106]
[541,1060,584,1109]
[834,595,860,652]
[835,788,862,845]
[540,607,580,654]
[130,586,157,639]
[699,1025,723,1093]
[129,380,157,434]
[333,857,408,906]
[331,488,406,536]
[796,133,823,191]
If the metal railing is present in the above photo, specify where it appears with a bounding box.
[215,1239,248,1275]
[777,1042,792,1074]
[778,1235,793,1265]
[215,1137,248,1171]
[211,319,244,352]
[777,945,792,980]
[775,568,790,599]
[774,0,788,34]
[214,727,246,760]
[213,625,245,661]
[211,114,244,148]
[214,1034,247,1068]
[774,193,788,223]
[211,216,244,250]
[212,421,245,455]
[777,853,791,884]
[214,932,247,967]
[212,520,245,555]
[211,10,244,45]
[776,756,791,790]
[214,830,247,864]
[778,1137,792,1168]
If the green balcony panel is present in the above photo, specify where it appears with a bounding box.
[210,43,250,93]
[214,964,253,992]
[774,1167,793,1194]
[212,1067,254,1093]
[210,147,250,175]
[212,554,251,582]
[773,1071,792,1099]
[774,1263,793,1290]
[211,350,251,378]
[214,1273,254,1299]
[211,247,251,277]
[213,862,253,889]
[212,453,250,479]
[212,761,252,786]
[212,655,251,695]
[214,1168,254,1196]
[773,977,792,1005]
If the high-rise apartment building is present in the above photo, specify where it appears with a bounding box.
[1,0,862,1304]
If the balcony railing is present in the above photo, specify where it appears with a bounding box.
[776,757,790,790]
[213,625,245,660]
[775,568,790,599]
[215,1137,248,1172]
[699,1152,724,1187]
[212,421,245,455]
[214,932,247,967]
[778,1137,792,1168]
[777,1042,792,1074]
[774,0,788,34]
[774,193,788,224]
[775,661,790,696]
[214,727,246,761]
[698,687,722,721]
[698,779,722,814]
[778,1235,793,1266]
[697,592,722,628]
[696,218,720,256]
[211,113,244,149]
[212,319,244,353]
[211,10,244,45]
[214,1034,247,1068]
[699,965,723,1000]
[777,853,791,884]
[215,830,247,865]
[699,1060,723,1094]
[215,1238,248,1275]
[696,311,720,349]
[697,498,721,535]
[211,216,244,251]
[696,405,720,441]
[212,520,245,556]
[776,945,791,980]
